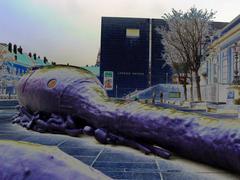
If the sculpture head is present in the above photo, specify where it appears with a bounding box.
[16,65,107,115]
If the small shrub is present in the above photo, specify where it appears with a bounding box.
[234,98,240,105]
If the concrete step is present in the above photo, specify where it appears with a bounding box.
[0,100,18,109]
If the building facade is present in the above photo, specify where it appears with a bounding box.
[0,43,49,98]
[100,17,172,97]
[206,15,240,102]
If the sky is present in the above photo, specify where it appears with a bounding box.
[0,0,239,67]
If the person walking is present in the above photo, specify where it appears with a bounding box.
[152,90,156,104]
[160,92,163,103]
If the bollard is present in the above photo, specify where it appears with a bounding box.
[238,106,240,119]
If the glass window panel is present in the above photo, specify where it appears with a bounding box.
[126,29,140,38]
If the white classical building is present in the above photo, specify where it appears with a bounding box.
[206,15,240,103]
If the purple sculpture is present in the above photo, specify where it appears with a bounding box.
[0,140,110,179]
[13,65,240,172]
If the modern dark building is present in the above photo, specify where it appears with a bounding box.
[100,17,172,97]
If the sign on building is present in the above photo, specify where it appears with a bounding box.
[168,92,181,98]
[226,90,235,105]
[103,71,113,90]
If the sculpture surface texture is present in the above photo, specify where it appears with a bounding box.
[0,140,110,179]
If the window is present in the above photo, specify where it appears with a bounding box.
[222,50,228,83]
[126,29,140,38]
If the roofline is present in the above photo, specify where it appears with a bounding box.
[221,14,240,31]
[209,16,240,49]
[101,16,163,20]
[219,14,240,36]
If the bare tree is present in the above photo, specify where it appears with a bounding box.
[159,7,215,101]
[163,43,189,100]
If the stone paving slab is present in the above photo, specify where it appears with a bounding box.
[161,172,238,180]
[0,134,29,140]
[96,152,156,163]
[93,162,158,170]
[74,155,96,165]
[60,147,103,156]
[21,135,66,146]
[1,109,240,180]
[103,171,162,180]
[59,137,105,148]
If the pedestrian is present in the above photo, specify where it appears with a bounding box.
[152,90,156,104]
[134,97,139,101]
[160,92,163,103]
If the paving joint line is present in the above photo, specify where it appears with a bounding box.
[56,139,67,147]
[90,146,105,167]
[155,157,164,180]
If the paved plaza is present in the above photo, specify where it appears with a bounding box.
[0,109,239,180]
[156,103,238,119]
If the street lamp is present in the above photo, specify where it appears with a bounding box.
[166,73,168,84]
[232,43,240,85]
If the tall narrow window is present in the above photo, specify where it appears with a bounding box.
[222,50,228,83]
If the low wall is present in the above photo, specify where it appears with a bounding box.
[132,84,185,103]
[131,83,230,104]
[188,84,229,103]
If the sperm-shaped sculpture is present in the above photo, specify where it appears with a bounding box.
[13,65,240,172]
[0,140,110,180]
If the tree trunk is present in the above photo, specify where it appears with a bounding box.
[190,71,194,102]
[194,70,202,102]
[183,76,187,101]
[178,74,187,101]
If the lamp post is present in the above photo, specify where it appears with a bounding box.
[216,51,220,104]
[166,73,168,84]
[232,43,240,85]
